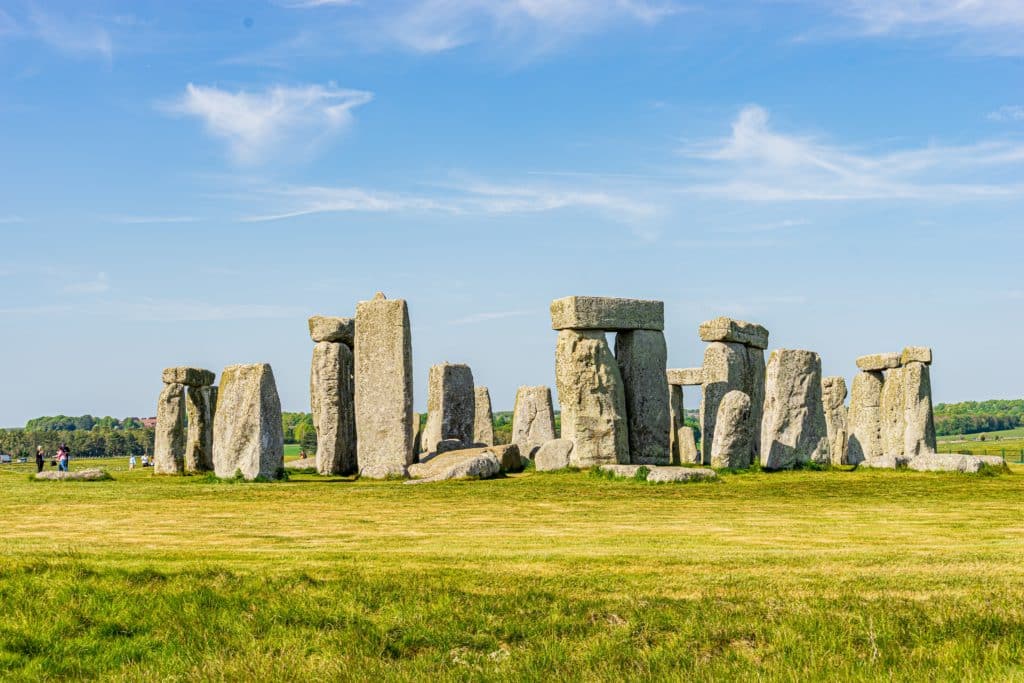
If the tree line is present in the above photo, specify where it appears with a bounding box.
[934,400,1024,436]
[0,428,154,459]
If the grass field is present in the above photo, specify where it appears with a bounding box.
[2,458,1023,680]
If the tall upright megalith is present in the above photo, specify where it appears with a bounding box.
[212,363,284,480]
[185,384,217,473]
[310,339,356,475]
[847,370,884,464]
[420,363,475,455]
[473,386,495,447]
[511,385,557,459]
[615,329,670,465]
[153,381,187,475]
[880,366,907,457]
[902,348,936,456]
[710,390,752,469]
[700,341,747,466]
[821,376,848,466]
[760,349,829,470]
[355,293,414,478]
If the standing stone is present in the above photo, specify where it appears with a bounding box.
[710,390,752,469]
[700,342,747,466]
[668,385,685,464]
[411,412,422,458]
[212,363,284,480]
[355,293,414,478]
[511,385,557,459]
[473,386,495,446]
[310,341,356,475]
[677,426,700,464]
[555,330,629,467]
[184,385,217,473]
[615,329,670,465]
[420,363,475,455]
[821,376,848,466]
[847,370,884,465]
[760,349,830,470]
[153,382,187,475]
[880,366,907,457]
[744,346,766,460]
[903,361,937,456]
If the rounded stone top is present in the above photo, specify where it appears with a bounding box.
[373,292,386,300]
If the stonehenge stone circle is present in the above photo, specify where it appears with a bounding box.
[473,386,495,447]
[847,371,884,465]
[420,363,475,455]
[710,390,753,469]
[355,293,414,479]
[308,315,354,345]
[903,359,937,456]
[615,329,670,465]
[555,329,629,467]
[760,349,830,470]
[185,384,217,473]
[856,353,901,372]
[212,363,284,480]
[666,367,704,386]
[700,341,747,466]
[550,296,664,331]
[698,317,769,349]
[511,385,557,459]
[880,365,907,457]
[310,340,356,476]
[821,376,848,466]
[153,381,187,475]
[534,438,575,472]
[162,367,215,387]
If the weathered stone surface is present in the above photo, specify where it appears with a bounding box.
[162,367,215,387]
[668,385,685,464]
[847,370,885,465]
[550,296,663,331]
[646,466,718,483]
[700,342,747,466]
[185,385,216,473]
[676,426,700,465]
[511,386,557,459]
[153,382,186,475]
[698,317,769,350]
[405,450,501,484]
[977,455,1007,468]
[599,464,644,478]
[744,346,766,459]
[310,341,356,476]
[555,331,629,467]
[212,364,284,480]
[907,453,981,473]
[35,468,109,481]
[420,363,475,455]
[436,439,464,455]
[666,367,704,386]
[856,353,901,371]
[859,454,910,469]
[534,439,574,472]
[880,366,907,458]
[308,316,354,345]
[760,349,830,470]
[901,346,932,366]
[473,386,495,447]
[903,361,937,457]
[355,293,414,479]
[710,390,752,469]
[411,412,422,458]
[421,444,522,474]
[821,376,848,466]
[615,330,670,465]
[284,456,317,470]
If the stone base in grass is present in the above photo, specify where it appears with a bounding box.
[599,465,718,483]
[35,468,110,481]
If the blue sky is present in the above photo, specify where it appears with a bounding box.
[1,0,1022,426]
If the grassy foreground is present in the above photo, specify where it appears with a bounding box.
[1,459,1023,681]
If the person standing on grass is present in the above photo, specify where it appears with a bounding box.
[35,446,45,473]
[129,454,137,470]
[57,444,68,472]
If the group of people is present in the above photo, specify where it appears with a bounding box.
[34,444,70,473]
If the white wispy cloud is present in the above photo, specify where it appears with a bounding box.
[11,7,115,60]
[163,83,373,165]
[989,105,1024,122]
[63,272,110,294]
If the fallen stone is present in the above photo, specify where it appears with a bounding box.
[308,315,354,345]
[855,353,901,371]
[35,468,109,481]
[700,341,747,466]
[880,366,907,459]
[284,456,317,470]
[310,341,356,476]
[550,296,664,331]
[676,426,700,465]
[212,363,285,480]
[847,370,885,465]
[710,390,752,469]
[666,367,704,386]
[354,293,414,479]
[599,464,643,478]
[646,466,718,483]
[405,451,501,484]
[903,361,937,457]
[760,349,830,470]
[436,439,465,455]
[162,367,215,387]
[977,455,1007,468]
[153,382,186,475]
[907,453,982,473]
[901,346,932,366]
[615,329,670,465]
[418,444,522,474]
[473,386,495,447]
[185,385,217,473]
[512,386,556,459]
[698,317,769,350]
[555,330,629,467]
[420,363,475,455]
[821,376,848,466]
[858,454,910,469]
[534,439,574,472]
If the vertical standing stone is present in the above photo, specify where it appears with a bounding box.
[710,390,752,469]
[411,412,422,458]
[677,426,700,464]
[821,376,848,466]
[420,363,475,455]
[668,385,685,464]
[355,293,414,478]
[185,385,217,473]
[212,363,284,480]
[744,347,766,459]
[847,370,884,465]
[310,341,356,475]
[473,386,495,446]
[880,366,907,457]
[554,330,629,467]
[615,329,670,465]
[511,385,557,459]
[700,342,747,466]
[903,361,936,456]
[760,349,830,470]
[153,382,187,475]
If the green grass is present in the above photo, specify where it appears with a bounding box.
[938,426,1024,442]
[1,458,1023,680]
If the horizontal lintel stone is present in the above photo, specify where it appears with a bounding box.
[855,353,901,371]
[309,316,355,345]
[698,317,769,349]
[162,367,215,387]
[550,296,664,331]
[666,367,704,386]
